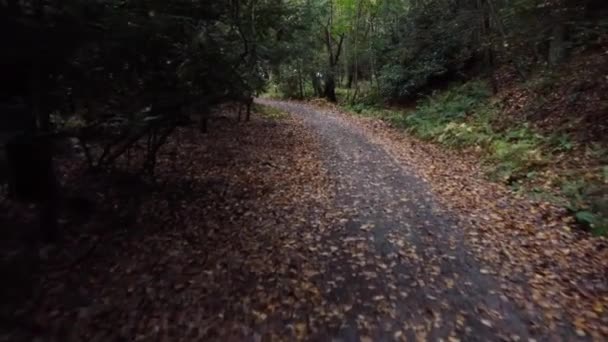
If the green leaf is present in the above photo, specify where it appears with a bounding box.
[592,223,608,236]
[575,211,597,226]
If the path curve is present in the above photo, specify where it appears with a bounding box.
[260,99,534,341]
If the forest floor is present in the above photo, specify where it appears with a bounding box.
[1,100,607,341]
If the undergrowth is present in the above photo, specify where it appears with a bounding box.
[254,104,289,120]
[343,80,608,235]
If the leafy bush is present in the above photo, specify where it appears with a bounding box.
[488,137,544,183]
[547,133,575,152]
[560,179,608,236]
[403,81,492,140]
[276,71,302,99]
[398,81,554,183]
[437,120,494,148]
[374,1,478,101]
[485,125,548,182]
[356,88,385,107]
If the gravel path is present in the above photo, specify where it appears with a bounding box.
[260,99,535,340]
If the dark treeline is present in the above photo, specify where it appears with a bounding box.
[1,0,306,240]
[271,0,608,103]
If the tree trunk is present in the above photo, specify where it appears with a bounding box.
[346,65,354,89]
[477,0,498,93]
[324,73,337,102]
[322,0,344,103]
[487,0,527,81]
[311,73,322,97]
[297,60,304,99]
[351,0,363,103]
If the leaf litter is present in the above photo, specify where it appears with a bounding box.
[4,98,607,341]
[275,99,608,339]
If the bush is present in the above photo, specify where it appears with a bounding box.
[276,73,302,99]
[400,81,553,183]
[484,125,548,182]
[437,120,494,148]
[374,2,477,101]
[559,179,608,236]
[403,80,492,140]
[370,80,551,184]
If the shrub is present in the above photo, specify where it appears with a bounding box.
[560,179,608,236]
[488,136,545,183]
[403,80,492,141]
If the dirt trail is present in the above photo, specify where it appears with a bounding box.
[259,99,539,340]
[5,100,596,341]
[262,99,608,341]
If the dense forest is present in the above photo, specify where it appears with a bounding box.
[1,0,608,340]
[1,0,292,240]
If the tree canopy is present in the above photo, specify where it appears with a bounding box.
[269,0,607,102]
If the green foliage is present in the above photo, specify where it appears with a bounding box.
[275,68,304,99]
[399,81,548,183]
[575,211,603,234]
[488,129,545,183]
[344,81,494,139]
[263,0,608,105]
[561,179,589,211]
[403,81,492,140]
[587,142,608,159]
[373,0,480,100]
[262,85,283,99]
[559,179,608,236]
[547,133,575,152]
[377,46,460,99]
[342,77,608,235]
[1,0,305,180]
[575,211,596,224]
[437,119,494,148]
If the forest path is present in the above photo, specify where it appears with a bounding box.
[258,99,534,340]
[12,99,593,342]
